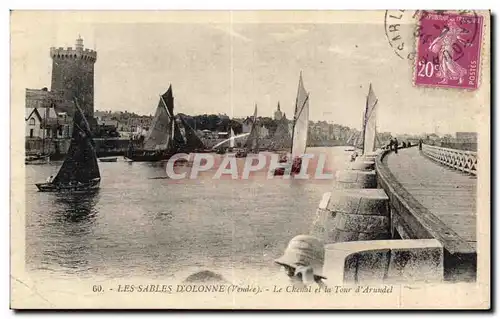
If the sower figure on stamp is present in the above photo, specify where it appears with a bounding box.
[429,19,470,85]
[275,235,327,289]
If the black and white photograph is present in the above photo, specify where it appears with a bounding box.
[10,10,490,309]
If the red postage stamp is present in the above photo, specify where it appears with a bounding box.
[414,11,484,90]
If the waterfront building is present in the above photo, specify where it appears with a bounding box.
[25,108,43,138]
[455,132,478,143]
[25,104,70,139]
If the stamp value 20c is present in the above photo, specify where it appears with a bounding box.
[414,12,484,90]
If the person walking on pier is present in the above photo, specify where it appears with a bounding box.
[388,139,394,151]
[394,138,398,154]
[275,235,327,289]
[419,139,423,151]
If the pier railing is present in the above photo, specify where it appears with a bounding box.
[421,144,477,175]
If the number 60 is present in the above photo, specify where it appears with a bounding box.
[92,285,103,292]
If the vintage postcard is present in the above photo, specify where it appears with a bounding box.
[10,10,490,309]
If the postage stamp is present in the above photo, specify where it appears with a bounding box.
[414,12,484,89]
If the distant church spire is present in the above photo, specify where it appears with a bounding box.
[274,101,283,120]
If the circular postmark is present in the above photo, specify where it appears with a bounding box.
[384,10,480,62]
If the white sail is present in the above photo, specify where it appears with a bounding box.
[291,72,309,158]
[362,84,378,154]
[245,104,259,152]
[230,128,235,148]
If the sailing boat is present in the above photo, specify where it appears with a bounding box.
[343,131,357,152]
[362,83,378,155]
[351,84,378,161]
[348,111,366,160]
[243,104,259,154]
[274,72,310,176]
[125,85,178,162]
[36,98,100,192]
[229,128,235,149]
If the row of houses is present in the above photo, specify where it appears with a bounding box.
[25,99,362,144]
[25,106,359,144]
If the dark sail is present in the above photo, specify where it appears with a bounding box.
[172,119,186,150]
[157,85,185,151]
[162,85,175,117]
[178,115,205,151]
[52,99,100,185]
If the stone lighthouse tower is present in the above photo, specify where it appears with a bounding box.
[50,36,97,130]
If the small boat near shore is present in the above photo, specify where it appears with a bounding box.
[234,148,248,158]
[99,157,118,163]
[25,154,50,165]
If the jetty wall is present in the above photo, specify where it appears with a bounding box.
[312,149,473,283]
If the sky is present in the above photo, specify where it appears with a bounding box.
[11,11,488,135]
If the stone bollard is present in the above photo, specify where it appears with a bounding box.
[322,239,444,284]
[323,189,391,243]
[335,169,377,189]
[348,160,375,171]
[362,152,378,161]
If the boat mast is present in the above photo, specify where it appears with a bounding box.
[290,74,300,155]
[361,106,367,155]
[160,93,175,147]
[42,107,47,155]
[254,104,259,152]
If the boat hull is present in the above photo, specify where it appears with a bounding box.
[36,179,101,193]
[273,158,302,176]
[273,166,302,176]
[99,157,118,162]
[125,150,175,162]
[25,155,50,165]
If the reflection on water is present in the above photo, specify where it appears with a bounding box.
[25,147,352,280]
[52,191,100,224]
